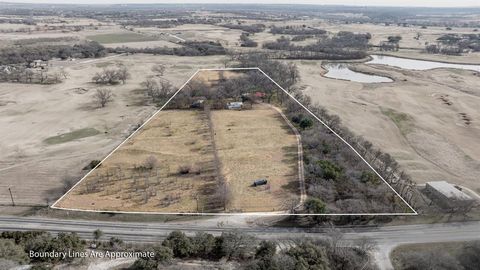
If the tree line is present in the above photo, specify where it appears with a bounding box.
[270,25,327,35]
[0,41,107,66]
[263,31,370,60]
[109,41,226,56]
[220,23,266,33]
[426,33,480,55]
[132,230,374,270]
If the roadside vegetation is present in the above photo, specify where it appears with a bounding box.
[391,241,480,270]
[0,230,376,270]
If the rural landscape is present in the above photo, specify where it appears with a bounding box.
[0,1,480,269]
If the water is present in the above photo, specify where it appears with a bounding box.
[367,55,480,72]
[323,63,393,83]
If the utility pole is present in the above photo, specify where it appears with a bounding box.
[8,187,15,206]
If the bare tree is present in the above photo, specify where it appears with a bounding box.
[159,80,174,98]
[39,68,49,84]
[152,64,166,76]
[93,66,129,85]
[59,68,69,79]
[93,89,113,108]
[116,65,130,84]
[51,71,63,83]
[141,78,159,101]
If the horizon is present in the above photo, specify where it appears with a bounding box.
[2,0,480,8]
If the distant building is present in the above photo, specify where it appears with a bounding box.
[425,181,475,209]
[227,101,243,110]
[29,60,48,69]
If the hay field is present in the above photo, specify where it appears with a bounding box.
[211,104,299,212]
[55,110,217,212]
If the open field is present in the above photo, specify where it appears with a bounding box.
[0,5,479,213]
[297,57,480,194]
[55,110,218,212]
[55,101,300,212]
[143,24,244,46]
[0,54,226,206]
[211,104,299,212]
[86,32,158,44]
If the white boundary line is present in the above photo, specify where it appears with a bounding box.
[51,67,417,216]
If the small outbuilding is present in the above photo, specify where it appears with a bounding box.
[227,101,243,110]
[425,181,475,209]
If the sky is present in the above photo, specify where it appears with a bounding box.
[3,0,480,8]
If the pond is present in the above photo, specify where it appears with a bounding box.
[323,63,393,83]
[367,55,480,72]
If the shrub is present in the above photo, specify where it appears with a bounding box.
[300,118,313,130]
[178,165,191,175]
[360,171,381,185]
[318,160,343,180]
[162,231,193,258]
[0,239,28,264]
[143,155,158,170]
[83,160,101,170]
[304,198,327,214]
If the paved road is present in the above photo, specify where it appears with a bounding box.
[1,216,480,269]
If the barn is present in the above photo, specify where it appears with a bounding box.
[425,181,475,209]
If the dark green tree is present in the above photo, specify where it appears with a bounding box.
[162,231,193,258]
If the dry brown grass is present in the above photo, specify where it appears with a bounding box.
[56,103,300,213]
[211,103,299,212]
[56,110,217,212]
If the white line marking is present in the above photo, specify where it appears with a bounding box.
[257,68,417,215]
[51,69,200,208]
[51,67,417,216]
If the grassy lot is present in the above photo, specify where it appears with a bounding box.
[86,32,157,44]
[211,104,299,212]
[44,128,100,145]
[381,108,414,135]
[56,103,300,213]
[56,110,218,212]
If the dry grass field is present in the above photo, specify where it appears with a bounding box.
[211,104,299,212]
[55,103,300,213]
[54,99,300,213]
[1,9,479,214]
[297,57,480,193]
[0,54,226,207]
[55,110,217,212]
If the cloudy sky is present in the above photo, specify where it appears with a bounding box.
[4,0,480,8]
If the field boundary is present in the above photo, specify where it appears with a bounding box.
[51,67,417,216]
